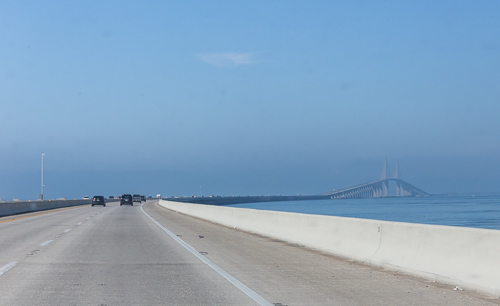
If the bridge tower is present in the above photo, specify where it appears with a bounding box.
[393,159,401,196]
[380,156,389,197]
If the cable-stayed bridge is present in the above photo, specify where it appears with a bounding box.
[327,158,429,199]
[170,158,429,205]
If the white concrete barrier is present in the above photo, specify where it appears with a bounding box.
[0,199,90,217]
[159,200,500,297]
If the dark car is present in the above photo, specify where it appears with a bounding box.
[133,194,142,203]
[120,194,133,206]
[141,195,146,202]
[92,196,106,207]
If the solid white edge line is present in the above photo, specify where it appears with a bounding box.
[41,240,54,246]
[140,202,273,306]
[0,262,18,275]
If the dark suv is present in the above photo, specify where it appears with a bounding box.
[120,194,133,206]
[92,196,106,207]
[141,195,146,202]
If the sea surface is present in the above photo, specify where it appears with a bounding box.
[227,195,500,230]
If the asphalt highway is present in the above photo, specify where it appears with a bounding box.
[0,200,498,305]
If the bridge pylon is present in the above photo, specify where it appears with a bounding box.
[394,159,401,197]
[380,156,389,197]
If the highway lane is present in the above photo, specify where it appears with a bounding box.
[0,201,261,305]
[0,206,95,264]
[0,200,499,305]
[144,201,500,306]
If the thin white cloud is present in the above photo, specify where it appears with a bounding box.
[197,52,255,67]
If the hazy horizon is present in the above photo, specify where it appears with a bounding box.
[2,1,500,200]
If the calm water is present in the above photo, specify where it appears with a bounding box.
[227,196,500,230]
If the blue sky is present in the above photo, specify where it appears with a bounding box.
[1,1,500,199]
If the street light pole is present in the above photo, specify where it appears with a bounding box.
[40,153,45,200]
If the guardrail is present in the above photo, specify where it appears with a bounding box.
[0,199,91,217]
[159,200,500,297]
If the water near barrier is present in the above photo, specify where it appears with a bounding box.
[227,195,500,230]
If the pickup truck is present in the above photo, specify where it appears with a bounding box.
[133,194,142,203]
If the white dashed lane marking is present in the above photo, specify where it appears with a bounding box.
[0,211,99,279]
[0,262,18,276]
[41,240,54,246]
